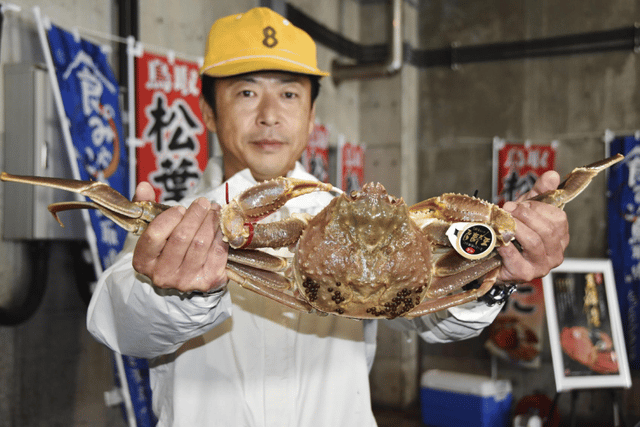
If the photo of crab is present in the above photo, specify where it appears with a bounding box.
[552,271,619,376]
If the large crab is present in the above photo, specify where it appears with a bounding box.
[1,154,623,319]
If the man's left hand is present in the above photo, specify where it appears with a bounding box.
[496,170,570,283]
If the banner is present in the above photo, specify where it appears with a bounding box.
[112,355,157,427]
[302,123,330,182]
[485,278,546,368]
[607,136,640,369]
[486,141,557,368]
[337,137,364,192]
[493,142,556,206]
[0,5,4,59]
[45,23,129,270]
[135,50,208,202]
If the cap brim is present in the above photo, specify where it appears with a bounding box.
[200,55,330,78]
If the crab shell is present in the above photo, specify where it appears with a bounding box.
[293,183,494,318]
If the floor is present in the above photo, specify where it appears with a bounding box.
[373,404,425,427]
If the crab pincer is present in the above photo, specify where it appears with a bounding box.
[220,177,336,249]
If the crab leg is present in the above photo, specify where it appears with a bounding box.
[431,251,503,291]
[404,268,500,319]
[393,252,503,318]
[226,259,313,313]
[0,172,169,234]
[227,248,288,273]
[529,153,623,207]
[409,194,516,246]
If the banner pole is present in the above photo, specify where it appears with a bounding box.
[337,134,344,189]
[114,353,138,427]
[126,36,137,198]
[491,136,503,203]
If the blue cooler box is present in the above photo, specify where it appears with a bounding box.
[420,370,512,427]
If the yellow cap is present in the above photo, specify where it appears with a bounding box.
[200,7,330,78]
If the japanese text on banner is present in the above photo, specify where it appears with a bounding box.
[46,24,129,269]
[338,140,364,192]
[302,123,330,183]
[496,144,555,206]
[135,51,208,202]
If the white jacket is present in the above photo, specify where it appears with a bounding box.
[87,161,501,427]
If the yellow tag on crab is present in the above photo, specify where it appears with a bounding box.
[446,222,497,260]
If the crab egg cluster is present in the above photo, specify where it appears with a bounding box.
[365,286,425,318]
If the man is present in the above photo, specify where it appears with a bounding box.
[87,7,568,427]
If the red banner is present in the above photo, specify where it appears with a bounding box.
[485,278,546,368]
[338,139,364,192]
[486,142,557,368]
[135,51,208,202]
[495,143,555,206]
[302,123,330,183]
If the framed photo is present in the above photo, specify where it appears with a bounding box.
[543,258,632,391]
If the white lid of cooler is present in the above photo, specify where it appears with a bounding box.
[421,369,512,400]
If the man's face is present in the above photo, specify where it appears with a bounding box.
[200,71,316,181]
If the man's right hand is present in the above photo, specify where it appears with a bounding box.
[131,182,229,293]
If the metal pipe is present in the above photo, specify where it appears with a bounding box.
[290,4,639,71]
[331,0,403,85]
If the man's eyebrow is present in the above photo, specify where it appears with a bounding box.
[278,76,303,83]
[233,75,305,85]
[237,76,257,83]
[276,74,307,83]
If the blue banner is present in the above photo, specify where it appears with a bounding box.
[607,137,640,370]
[46,23,129,270]
[113,355,158,427]
[0,7,4,59]
[45,24,155,425]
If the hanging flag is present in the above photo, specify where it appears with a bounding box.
[44,23,129,270]
[607,136,640,369]
[0,5,4,59]
[302,123,330,182]
[134,50,208,202]
[485,141,557,368]
[337,137,365,192]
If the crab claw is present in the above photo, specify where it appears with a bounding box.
[221,177,335,249]
[0,172,170,234]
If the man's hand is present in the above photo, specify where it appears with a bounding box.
[131,182,229,293]
[496,171,570,283]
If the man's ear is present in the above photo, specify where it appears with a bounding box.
[199,96,217,133]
